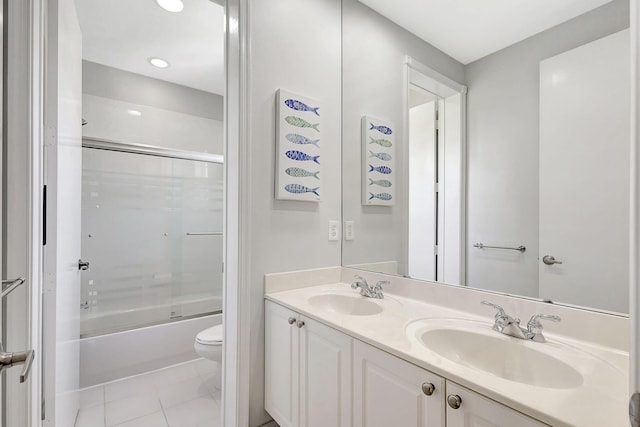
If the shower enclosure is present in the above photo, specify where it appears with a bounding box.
[79,138,224,338]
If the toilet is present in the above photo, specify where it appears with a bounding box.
[194,324,223,389]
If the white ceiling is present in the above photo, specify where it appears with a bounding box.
[76,0,224,94]
[359,0,615,64]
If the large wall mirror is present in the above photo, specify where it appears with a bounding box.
[342,0,630,315]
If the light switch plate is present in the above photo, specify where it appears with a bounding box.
[345,221,355,241]
[328,220,340,241]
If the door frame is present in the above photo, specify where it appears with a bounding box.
[5,0,46,424]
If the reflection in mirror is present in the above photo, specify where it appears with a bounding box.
[342,0,630,314]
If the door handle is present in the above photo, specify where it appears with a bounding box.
[542,255,563,265]
[78,259,90,271]
[1,278,25,299]
[0,343,35,383]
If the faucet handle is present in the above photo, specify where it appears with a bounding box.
[374,280,389,290]
[525,314,560,343]
[527,314,561,330]
[351,275,367,289]
[480,300,506,318]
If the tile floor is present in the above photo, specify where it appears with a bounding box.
[75,358,221,427]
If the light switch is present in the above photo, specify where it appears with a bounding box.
[345,221,355,241]
[328,220,340,241]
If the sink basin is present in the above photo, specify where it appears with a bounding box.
[407,319,584,389]
[308,293,383,316]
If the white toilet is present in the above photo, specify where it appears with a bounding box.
[194,324,223,389]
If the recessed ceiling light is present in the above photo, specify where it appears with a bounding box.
[148,57,170,69]
[155,0,184,13]
[127,109,142,116]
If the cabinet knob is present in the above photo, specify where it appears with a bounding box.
[421,382,435,396]
[447,394,462,410]
[297,320,305,328]
[287,317,296,325]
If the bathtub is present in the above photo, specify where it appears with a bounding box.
[79,312,221,387]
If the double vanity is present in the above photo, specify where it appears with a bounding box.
[264,267,628,427]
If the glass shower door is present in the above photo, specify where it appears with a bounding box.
[80,147,223,337]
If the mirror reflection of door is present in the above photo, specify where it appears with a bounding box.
[407,86,440,281]
[539,29,630,313]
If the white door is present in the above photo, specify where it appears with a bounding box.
[445,382,545,427]
[408,95,438,281]
[2,0,40,425]
[264,301,300,427]
[43,0,83,425]
[298,316,351,427]
[539,29,630,313]
[353,340,445,427]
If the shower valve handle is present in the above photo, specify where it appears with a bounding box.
[78,259,90,271]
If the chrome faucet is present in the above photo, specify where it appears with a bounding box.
[351,276,387,299]
[481,301,561,343]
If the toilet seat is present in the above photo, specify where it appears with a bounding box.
[196,324,223,345]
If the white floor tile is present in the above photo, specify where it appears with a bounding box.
[113,411,168,427]
[79,385,104,408]
[75,404,105,427]
[157,376,210,409]
[163,395,220,427]
[151,363,200,387]
[200,373,219,395]
[105,394,162,426]
[193,358,218,377]
[105,373,157,402]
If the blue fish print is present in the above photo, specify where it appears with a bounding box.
[369,122,393,135]
[286,150,320,164]
[369,192,393,201]
[285,184,320,197]
[369,164,392,174]
[369,150,392,161]
[286,133,320,148]
[284,99,320,116]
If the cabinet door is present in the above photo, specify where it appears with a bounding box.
[353,340,445,427]
[446,382,547,427]
[265,301,300,427]
[299,316,352,427]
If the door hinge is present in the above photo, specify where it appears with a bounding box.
[435,182,439,193]
[434,245,439,255]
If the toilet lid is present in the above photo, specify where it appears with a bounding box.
[196,324,223,345]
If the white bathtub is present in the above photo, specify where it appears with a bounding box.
[79,313,221,387]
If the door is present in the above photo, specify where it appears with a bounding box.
[539,29,630,313]
[445,382,545,427]
[43,0,83,425]
[353,340,445,427]
[298,316,351,427]
[2,0,39,425]
[408,88,438,281]
[264,300,300,427]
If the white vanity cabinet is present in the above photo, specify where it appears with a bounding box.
[264,300,352,427]
[265,300,547,427]
[353,340,445,427]
[445,382,547,427]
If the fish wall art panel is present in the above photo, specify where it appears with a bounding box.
[275,89,323,202]
[362,116,395,206]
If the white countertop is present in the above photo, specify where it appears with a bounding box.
[265,283,629,427]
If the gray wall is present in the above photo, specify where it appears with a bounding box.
[341,0,465,273]
[247,0,343,424]
[82,61,224,120]
[465,0,629,296]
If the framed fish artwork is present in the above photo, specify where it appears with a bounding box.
[362,115,395,206]
[275,89,322,202]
